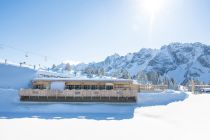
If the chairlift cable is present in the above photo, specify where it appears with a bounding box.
[0,43,58,61]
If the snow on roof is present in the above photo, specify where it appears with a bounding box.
[201,88,210,91]
[33,77,134,83]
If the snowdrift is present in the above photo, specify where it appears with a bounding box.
[0,64,36,89]
[138,90,188,106]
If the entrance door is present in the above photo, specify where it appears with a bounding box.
[50,81,65,91]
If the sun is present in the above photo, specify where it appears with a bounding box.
[137,0,167,29]
[142,0,166,16]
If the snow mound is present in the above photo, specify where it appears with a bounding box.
[0,64,36,89]
[138,90,188,106]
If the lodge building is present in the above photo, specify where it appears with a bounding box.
[19,78,139,103]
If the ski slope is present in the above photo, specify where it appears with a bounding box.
[0,63,36,89]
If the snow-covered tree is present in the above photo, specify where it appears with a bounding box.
[65,63,71,71]
[52,64,56,69]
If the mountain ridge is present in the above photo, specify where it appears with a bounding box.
[53,42,210,86]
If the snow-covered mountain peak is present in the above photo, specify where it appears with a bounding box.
[72,42,210,85]
[51,42,210,86]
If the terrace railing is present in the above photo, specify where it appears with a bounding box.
[19,89,138,98]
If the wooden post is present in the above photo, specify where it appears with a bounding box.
[192,80,195,94]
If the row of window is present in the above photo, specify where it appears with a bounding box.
[65,85,113,90]
[33,85,46,89]
[33,85,114,90]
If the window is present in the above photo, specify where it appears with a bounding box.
[84,85,90,90]
[106,85,113,90]
[91,85,97,90]
[34,85,45,89]
[75,85,81,90]
[99,85,105,90]
[65,85,74,90]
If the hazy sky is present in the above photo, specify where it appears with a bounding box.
[0,0,210,66]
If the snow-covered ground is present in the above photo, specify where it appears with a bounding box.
[0,89,187,119]
[0,63,210,140]
[0,64,36,89]
[1,88,210,140]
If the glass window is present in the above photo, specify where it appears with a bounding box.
[65,85,74,90]
[84,85,90,90]
[106,85,113,90]
[91,85,97,90]
[99,85,105,90]
[75,85,81,90]
[34,85,45,89]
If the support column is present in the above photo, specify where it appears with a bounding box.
[192,80,195,94]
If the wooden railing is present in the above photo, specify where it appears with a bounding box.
[19,89,138,97]
[139,84,168,91]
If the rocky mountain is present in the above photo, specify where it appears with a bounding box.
[75,42,210,85]
[53,42,210,86]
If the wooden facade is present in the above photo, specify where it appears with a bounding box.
[19,78,138,103]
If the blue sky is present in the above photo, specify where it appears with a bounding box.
[0,0,210,66]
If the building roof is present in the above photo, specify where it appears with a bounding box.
[33,77,133,83]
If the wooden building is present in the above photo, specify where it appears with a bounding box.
[188,84,210,94]
[19,78,139,103]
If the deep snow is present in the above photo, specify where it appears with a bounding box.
[1,90,210,140]
[0,63,210,140]
[0,63,36,89]
[0,89,187,120]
